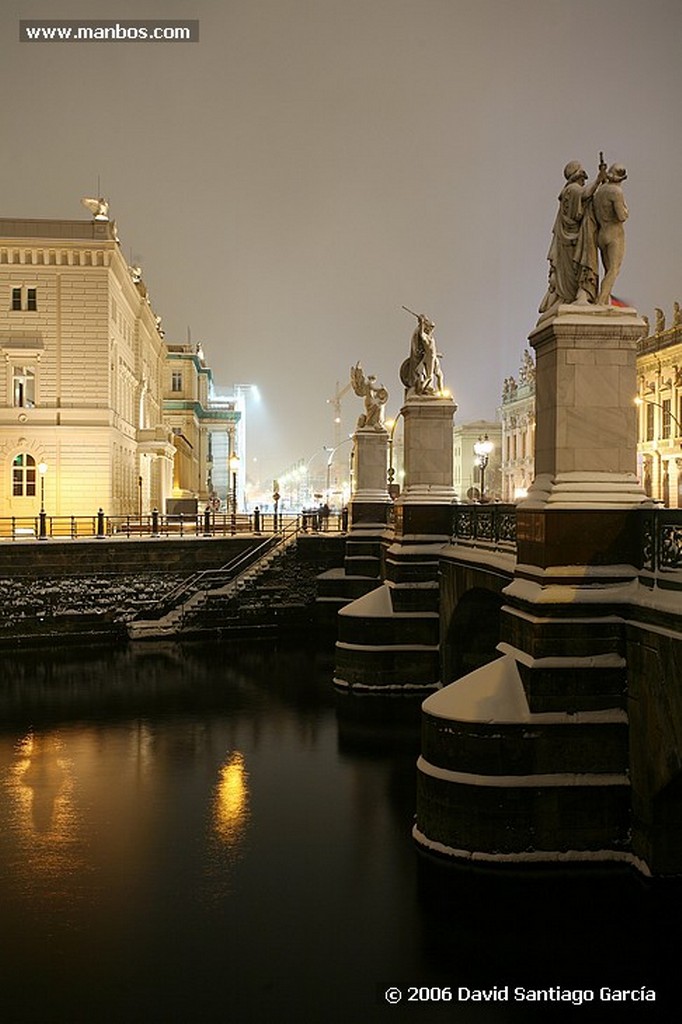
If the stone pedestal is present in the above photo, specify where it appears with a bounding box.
[346,426,391,578]
[394,394,457,538]
[531,304,643,478]
[349,427,390,528]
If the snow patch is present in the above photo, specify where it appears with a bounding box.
[412,826,651,875]
[416,755,629,788]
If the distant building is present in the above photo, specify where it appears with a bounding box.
[453,420,502,501]
[0,210,238,519]
[498,350,536,501]
[636,305,682,507]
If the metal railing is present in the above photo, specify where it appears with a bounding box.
[451,503,517,549]
[0,508,347,541]
[640,507,682,577]
[451,503,682,590]
[134,517,301,623]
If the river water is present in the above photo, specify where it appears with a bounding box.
[0,639,677,1023]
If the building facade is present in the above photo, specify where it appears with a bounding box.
[498,350,536,501]
[0,210,238,520]
[636,305,682,507]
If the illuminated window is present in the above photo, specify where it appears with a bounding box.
[171,371,183,392]
[646,403,655,442]
[12,453,36,497]
[12,366,36,408]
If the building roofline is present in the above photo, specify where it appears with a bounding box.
[0,217,118,241]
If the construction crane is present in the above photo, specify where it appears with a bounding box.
[327,379,352,447]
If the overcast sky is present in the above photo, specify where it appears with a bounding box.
[2,0,682,488]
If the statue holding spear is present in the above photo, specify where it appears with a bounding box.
[400,306,444,396]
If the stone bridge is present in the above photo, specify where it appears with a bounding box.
[435,503,682,877]
[330,501,682,876]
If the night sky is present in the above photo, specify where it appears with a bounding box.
[2,0,682,487]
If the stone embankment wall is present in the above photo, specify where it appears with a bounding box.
[0,534,345,645]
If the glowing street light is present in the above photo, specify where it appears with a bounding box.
[229,452,240,532]
[38,461,47,539]
[473,435,494,502]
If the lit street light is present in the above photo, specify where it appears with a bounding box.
[229,452,240,533]
[473,435,494,502]
[38,460,47,539]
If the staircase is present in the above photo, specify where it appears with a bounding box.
[128,524,302,640]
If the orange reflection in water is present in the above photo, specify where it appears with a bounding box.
[213,751,249,846]
[5,731,85,883]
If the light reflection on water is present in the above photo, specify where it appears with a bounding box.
[0,639,679,1024]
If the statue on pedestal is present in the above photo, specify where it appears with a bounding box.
[539,154,630,314]
[593,164,629,306]
[350,362,388,429]
[539,157,607,314]
[400,308,445,397]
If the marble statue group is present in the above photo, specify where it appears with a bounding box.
[539,154,629,314]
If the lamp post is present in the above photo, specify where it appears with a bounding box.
[324,437,352,505]
[473,435,494,502]
[385,414,402,499]
[634,395,682,435]
[38,461,47,539]
[229,452,240,533]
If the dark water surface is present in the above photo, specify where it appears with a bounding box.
[0,639,678,1023]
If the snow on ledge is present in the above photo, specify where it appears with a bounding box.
[416,755,629,788]
[412,826,651,875]
[421,655,627,725]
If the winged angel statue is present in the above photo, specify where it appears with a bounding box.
[81,197,110,220]
[350,362,388,430]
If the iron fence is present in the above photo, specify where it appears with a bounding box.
[0,509,346,541]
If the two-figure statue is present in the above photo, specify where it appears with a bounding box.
[400,309,445,397]
[350,362,388,429]
[539,153,629,314]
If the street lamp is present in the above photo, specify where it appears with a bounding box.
[229,452,240,532]
[634,395,682,435]
[473,435,494,502]
[38,461,48,539]
[324,437,352,505]
[385,414,403,499]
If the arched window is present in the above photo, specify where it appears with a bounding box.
[12,453,36,497]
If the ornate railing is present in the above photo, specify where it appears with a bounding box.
[451,503,682,590]
[640,508,682,577]
[451,503,517,550]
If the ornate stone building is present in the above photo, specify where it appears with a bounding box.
[498,350,536,501]
[636,304,682,507]
[0,209,237,519]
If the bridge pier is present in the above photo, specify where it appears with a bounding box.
[334,394,457,693]
[414,305,674,871]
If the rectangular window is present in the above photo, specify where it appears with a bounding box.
[662,399,671,438]
[171,371,183,393]
[26,287,37,311]
[13,366,36,408]
[11,287,21,310]
[646,403,655,442]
